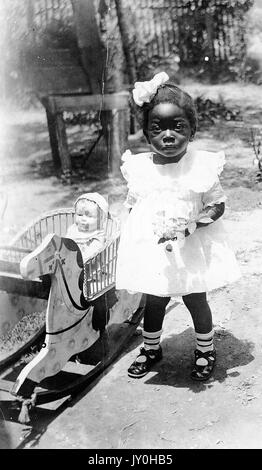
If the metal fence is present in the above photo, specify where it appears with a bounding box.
[25,0,253,66]
[124,0,253,71]
[14,0,254,81]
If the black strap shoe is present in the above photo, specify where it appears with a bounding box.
[128,346,163,378]
[191,349,216,381]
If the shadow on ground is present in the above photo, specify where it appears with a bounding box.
[141,327,255,391]
[0,325,255,449]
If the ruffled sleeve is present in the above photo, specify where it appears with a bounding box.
[120,149,135,183]
[183,150,226,193]
[202,181,227,208]
[120,149,153,208]
[187,150,226,207]
[120,150,137,208]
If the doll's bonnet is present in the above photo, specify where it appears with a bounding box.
[74,193,109,230]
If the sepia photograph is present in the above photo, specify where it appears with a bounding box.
[0,0,262,453]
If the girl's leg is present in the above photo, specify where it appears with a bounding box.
[182,292,213,334]
[128,294,170,378]
[182,292,216,381]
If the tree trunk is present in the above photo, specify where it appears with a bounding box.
[71,0,106,93]
[114,0,137,85]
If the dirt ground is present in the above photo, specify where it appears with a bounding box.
[1,81,262,450]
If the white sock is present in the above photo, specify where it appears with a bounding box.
[195,329,214,353]
[143,329,162,351]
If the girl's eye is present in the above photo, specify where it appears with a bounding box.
[150,124,161,132]
[175,122,185,131]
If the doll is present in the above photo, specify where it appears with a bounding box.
[66,192,108,262]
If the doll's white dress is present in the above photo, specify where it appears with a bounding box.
[66,224,105,262]
[115,148,241,297]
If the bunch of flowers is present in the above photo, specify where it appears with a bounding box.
[153,210,213,252]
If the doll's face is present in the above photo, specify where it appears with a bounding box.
[75,199,98,232]
[147,102,193,162]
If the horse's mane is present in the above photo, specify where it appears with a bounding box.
[61,237,88,309]
[62,237,84,268]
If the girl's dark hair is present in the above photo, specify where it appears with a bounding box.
[130,81,198,139]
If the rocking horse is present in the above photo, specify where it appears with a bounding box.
[12,233,100,399]
[0,219,143,423]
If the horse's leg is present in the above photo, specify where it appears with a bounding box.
[107,290,143,326]
[12,281,99,397]
[91,289,118,331]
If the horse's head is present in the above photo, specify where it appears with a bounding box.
[20,233,59,280]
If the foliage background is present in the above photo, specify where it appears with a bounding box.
[0,0,261,109]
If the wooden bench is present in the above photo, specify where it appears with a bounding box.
[40,91,130,179]
[23,0,131,180]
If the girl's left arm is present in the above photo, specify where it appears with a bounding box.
[200,179,226,224]
[185,181,226,236]
[185,203,225,236]
[196,202,225,228]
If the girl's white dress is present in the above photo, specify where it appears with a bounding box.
[115,148,241,297]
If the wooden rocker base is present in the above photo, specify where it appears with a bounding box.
[0,304,144,423]
[0,215,144,425]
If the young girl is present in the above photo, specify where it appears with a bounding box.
[66,192,109,262]
[115,72,241,381]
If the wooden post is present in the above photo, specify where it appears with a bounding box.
[109,108,129,174]
[98,93,130,175]
[44,98,71,178]
[45,107,63,170]
[55,113,72,179]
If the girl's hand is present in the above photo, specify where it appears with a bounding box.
[157,230,185,244]
[158,229,187,252]
[185,221,197,237]
[154,216,197,242]
[196,203,225,227]
[153,215,189,238]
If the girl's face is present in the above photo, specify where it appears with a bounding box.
[75,200,98,232]
[147,102,194,162]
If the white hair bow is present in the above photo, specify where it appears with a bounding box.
[132,72,169,107]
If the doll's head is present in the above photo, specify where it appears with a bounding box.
[132,72,197,161]
[74,193,108,233]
